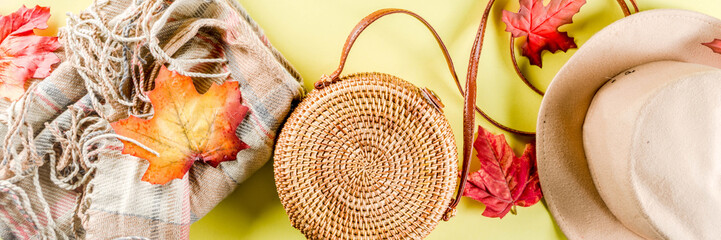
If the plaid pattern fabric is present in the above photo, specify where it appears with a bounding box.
[0,0,303,239]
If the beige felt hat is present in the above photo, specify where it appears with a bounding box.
[537,9,721,239]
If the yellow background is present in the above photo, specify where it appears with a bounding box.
[2,0,720,239]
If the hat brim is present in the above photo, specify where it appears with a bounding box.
[537,9,721,239]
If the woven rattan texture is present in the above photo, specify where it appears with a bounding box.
[274,72,457,239]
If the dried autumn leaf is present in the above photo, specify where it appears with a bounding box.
[502,0,586,67]
[111,66,249,184]
[0,5,61,101]
[703,39,721,54]
[463,126,542,218]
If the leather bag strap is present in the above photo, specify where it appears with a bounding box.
[449,0,495,220]
[313,8,472,221]
[313,8,459,90]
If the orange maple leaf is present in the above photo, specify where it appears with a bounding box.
[0,5,61,101]
[111,66,249,184]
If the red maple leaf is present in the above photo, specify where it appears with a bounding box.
[704,39,721,54]
[111,66,249,184]
[0,5,61,101]
[463,126,542,218]
[502,0,586,67]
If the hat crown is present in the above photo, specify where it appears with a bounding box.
[537,9,721,239]
[584,61,721,239]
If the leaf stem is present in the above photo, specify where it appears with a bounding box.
[510,37,544,96]
[100,133,160,157]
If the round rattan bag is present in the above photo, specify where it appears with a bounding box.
[274,9,471,239]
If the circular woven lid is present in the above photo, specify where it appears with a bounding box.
[274,72,458,239]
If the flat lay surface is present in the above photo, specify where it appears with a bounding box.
[2,0,720,239]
